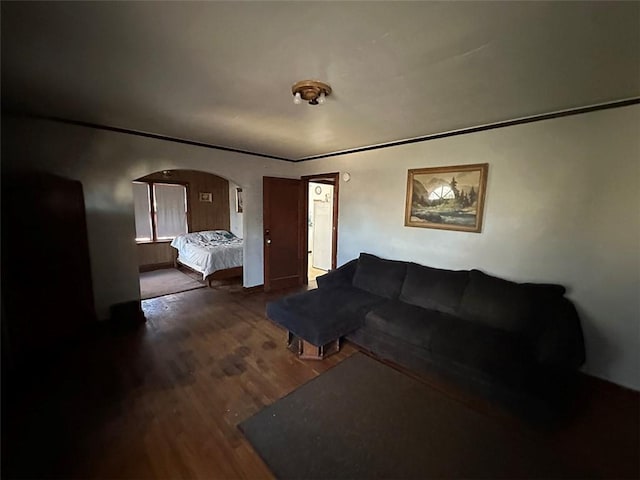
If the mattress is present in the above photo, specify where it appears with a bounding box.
[170,230,243,280]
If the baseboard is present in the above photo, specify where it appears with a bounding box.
[243,284,264,293]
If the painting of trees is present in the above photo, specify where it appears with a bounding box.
[405,163,489,233]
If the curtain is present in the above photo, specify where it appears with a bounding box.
[133,182,152,241]
[154,183,187,239]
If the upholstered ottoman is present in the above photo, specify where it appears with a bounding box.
[266,286,384,360]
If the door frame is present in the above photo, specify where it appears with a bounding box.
[301,172,340,284]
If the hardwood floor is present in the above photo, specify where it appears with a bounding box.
[3,285,355,479]
[3,284,638,479]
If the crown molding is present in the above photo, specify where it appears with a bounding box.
[4,97,638,163]
[293,97,640,162]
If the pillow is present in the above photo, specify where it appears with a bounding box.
[183,232,205,243]
[171,231,205,251]
[399,263,469,315]
[352,253,407,300]
[459,270,566,337]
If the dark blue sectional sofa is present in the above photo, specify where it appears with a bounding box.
[267,252,586,418]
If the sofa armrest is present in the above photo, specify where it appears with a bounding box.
[534,297,586,371]
[316,259,358,289]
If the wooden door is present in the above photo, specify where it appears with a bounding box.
[263,177,303,291]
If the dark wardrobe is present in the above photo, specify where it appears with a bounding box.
[2,172,97,371]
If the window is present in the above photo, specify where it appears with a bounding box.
[133,182,153,241]
[133,181,188,242]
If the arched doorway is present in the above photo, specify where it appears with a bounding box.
[132,169,244,299]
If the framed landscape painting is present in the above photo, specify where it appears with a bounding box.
[405,163,488,233]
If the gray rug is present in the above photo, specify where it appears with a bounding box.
[239,353,577,479]
[139,268,205,299]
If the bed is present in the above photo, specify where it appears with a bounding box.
[170,230,243,287]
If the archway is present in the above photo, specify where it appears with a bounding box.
[131,169,245,299]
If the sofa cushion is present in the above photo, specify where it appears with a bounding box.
[352,253,408,300]
[266,286,385,346]
[346,325,434,372]
[399,263,469,315]
[365,300,453,350]
[459,270,566,337]
[430,317,535,388]
[316,259,358,289]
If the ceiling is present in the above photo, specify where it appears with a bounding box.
[2,1,639,161]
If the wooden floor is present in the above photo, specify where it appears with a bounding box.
[3,284,639,479]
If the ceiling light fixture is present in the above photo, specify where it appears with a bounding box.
[292,80,332,105]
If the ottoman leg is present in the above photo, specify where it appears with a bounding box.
[287,331,302,355]
[299,338,340,360]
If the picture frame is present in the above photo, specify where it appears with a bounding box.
[235,187,243,213]
[404,163,488,233]
[199,192,213,203]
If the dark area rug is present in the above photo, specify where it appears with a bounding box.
[239,353,582,479]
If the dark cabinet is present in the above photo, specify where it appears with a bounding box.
[2,172,96,369]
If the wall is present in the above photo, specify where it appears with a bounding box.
[1,116,297,321]
[137,241,174,269]
[296,105,640,391]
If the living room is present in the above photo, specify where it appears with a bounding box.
[2,2,639,478]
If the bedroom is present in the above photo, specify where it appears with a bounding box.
[1,1,639,478]
[134,169,245,298]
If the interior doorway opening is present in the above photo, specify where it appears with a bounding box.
[302,173,339,284]
[132,169,244,298]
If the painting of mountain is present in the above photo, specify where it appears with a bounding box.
[412,179,429,205]
[405,163,489,233]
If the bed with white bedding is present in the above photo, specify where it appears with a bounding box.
[170,230,243,286]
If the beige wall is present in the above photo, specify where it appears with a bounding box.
[296,105,640,390]
[2,104,639,390]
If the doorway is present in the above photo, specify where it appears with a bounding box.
[302,173,339,284]
[133,169,244,296]
[262,173,339,291]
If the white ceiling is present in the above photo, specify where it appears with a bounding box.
[2,1,639,161]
